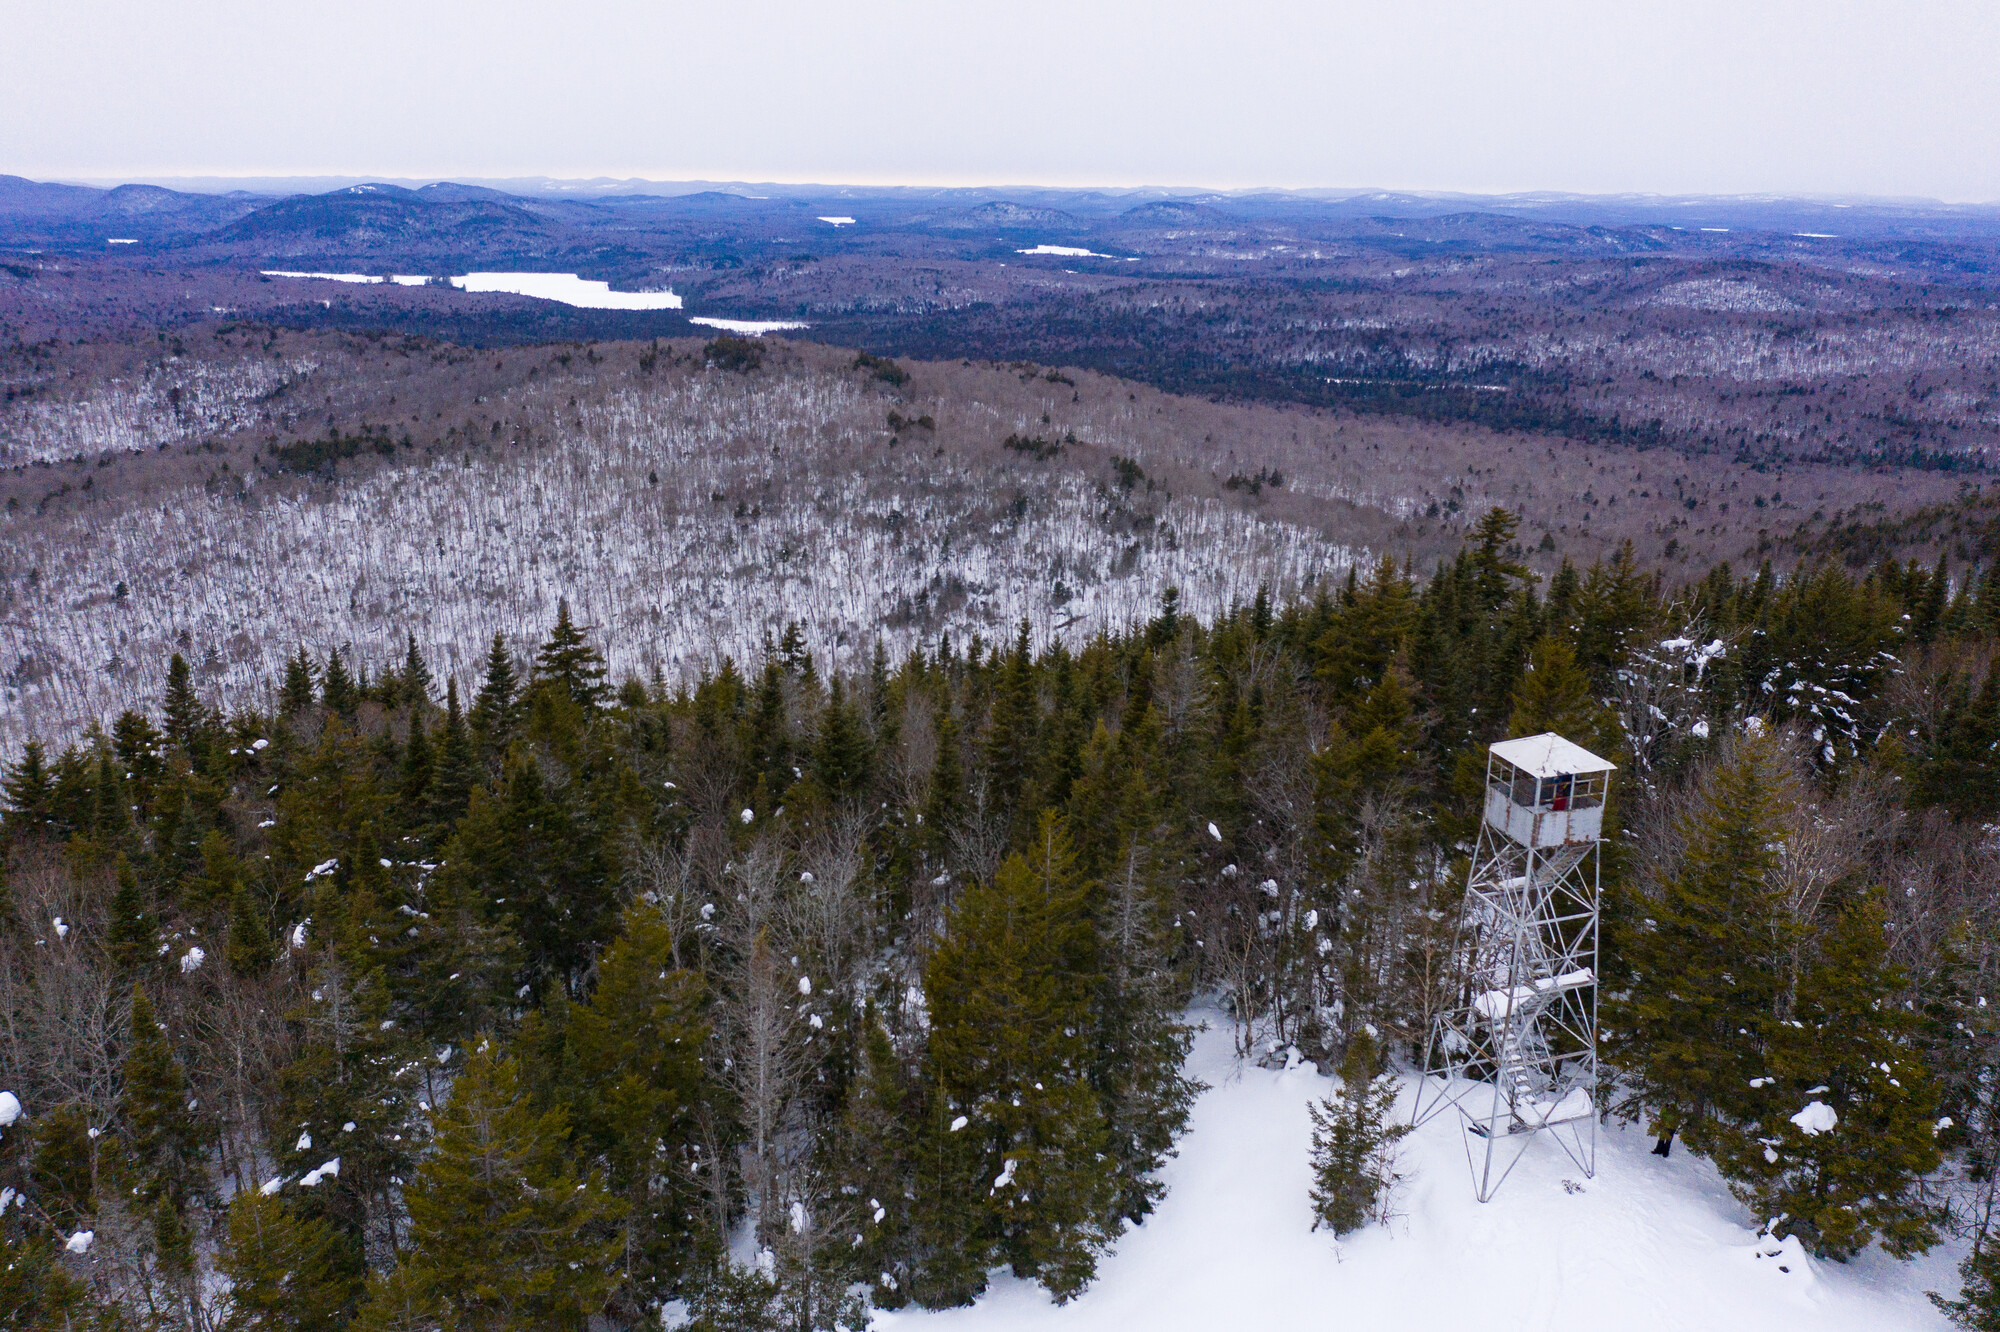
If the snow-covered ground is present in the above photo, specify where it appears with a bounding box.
[689,316,811,335]
[447,272,683,309]
[875,1014,1958,1332]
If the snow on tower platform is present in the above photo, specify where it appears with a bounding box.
[1415,731,1614,1201]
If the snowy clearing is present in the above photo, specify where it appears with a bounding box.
[1016,245,1113,258]
[820,216,857,226]
[106,238,137,244]
[261,270,383,283]
[688,316,811,335]
[448,272,683,309]
[390,274,432,286]
[873,1015,1955,1332]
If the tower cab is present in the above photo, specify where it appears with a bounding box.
[1483,732,1615,849]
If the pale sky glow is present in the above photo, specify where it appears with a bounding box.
[7,0,1999,200]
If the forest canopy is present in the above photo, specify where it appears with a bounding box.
[4,520,2000,1330]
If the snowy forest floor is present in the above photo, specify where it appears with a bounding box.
[873,1011,1961,1332]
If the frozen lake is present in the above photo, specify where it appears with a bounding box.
[449,272,683,309]
[689,316,809,335]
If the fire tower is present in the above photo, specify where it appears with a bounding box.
[1412,732,1613,1201]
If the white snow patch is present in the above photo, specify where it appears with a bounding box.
[179,946,205,974]
[262,270,384,284]
[1790,1101,1839,1136]
[869,1012,1956,1332]
[819,216,857,226]
[0,1091,20,1128]
[107,238,138,244]
[260,1175,286,1196]
[1017,245,1115,258]
[299,1157,341,1187]
[689,317,810,336]
[65,1229,94,1254]
[390,275,433,286]
[451,272,683,309]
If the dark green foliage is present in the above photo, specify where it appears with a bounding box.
[851,351,907,385]
[470,633,520,759]
[1307,1034,1410,1236]
[357,1046,625,1332]
[280,647,319,717]
[706,335,766,371]
[321,648,358,719]
[221,1191,363,1332]
[921,816,1121,1302]
[1608,737,1788,1156]
[120,987,214,1275]
[1935,1239,2000,1331]
[1712,894,1941,1260]
[3,528,1996,1323]
[269,424,401,474]
[533,598,609,712]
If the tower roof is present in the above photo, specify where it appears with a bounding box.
[1489,732,1616,778]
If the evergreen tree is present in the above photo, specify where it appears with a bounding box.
[121,987,213,1282]
[400,708,435,811]
[280,646,319,718]
[228,887,275,977]
[321,648,358,719]
[357,1046,624,1332]
[984,621,1039,817]
[29,1104,99,1232]
[557,904,709,1314]
[1,739,53,838]
[533,599,609,712]
[402,632,434,706]
[921,815,1120,1302]
[1307,1033,1410,1236]
[1715,894,1941,1260]
[163,652,205,752]
[1608,736,1789,1157]
[1936,1237,2000,1331]
[221,1190,364,1332]
[811,677,870,802]
[184,828,243,912]
[471,634,520,759]
[431,678,477,830]
[107,854,153,974]
[1506,635,1621,759]
[1923,666,2000,821]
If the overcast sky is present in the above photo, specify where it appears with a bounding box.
[7,0,1997,199]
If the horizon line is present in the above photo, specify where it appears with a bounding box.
[16,171,2000,210]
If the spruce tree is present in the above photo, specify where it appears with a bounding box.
[534,599,609,711]
[1,738,53,837]
[1936,1237,2000,1331]
[921,815,1120,1302]
[557,904,709,1314]
[399,708,435,811]
[1307,1033,1410,1236]
[221,1190,363,1332]
[321,648,358,719]
[431,678,477,831]
[471,634,520,760]
[1608,736,1789,1157]
[1716,894,1941,1260]
[163,652,205,752]
[280,646,319,717]
[357,1046,625,1332]
[402,632,434,706]
[107,854,153,974]
[121,986,213,1280]
[228,887,275,977]
[184,828,243,912]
